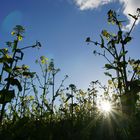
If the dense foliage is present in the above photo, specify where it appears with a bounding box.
[0,10,140,140]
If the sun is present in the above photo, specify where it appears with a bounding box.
[98,100,112,113]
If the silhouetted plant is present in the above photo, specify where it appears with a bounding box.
[0,25,41,124]
[0,9,140,139]
[86,9,140,116]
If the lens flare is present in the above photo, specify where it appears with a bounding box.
[98,101,112,113]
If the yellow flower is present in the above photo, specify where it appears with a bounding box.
[108,10,113,17]
[29,96,34,100]
[22,65,29,70]
[108,80,112,85]
[79,90,86,96]
[5,54,12,58]
[75,106,80,113]
[40,56,48,64]
[4,48,8,52]
[11,31,15,35]
[18,35,23,41]
[102,30,110,39]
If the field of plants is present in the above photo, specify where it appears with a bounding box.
[0,9,140,140]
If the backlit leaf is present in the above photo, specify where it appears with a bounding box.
[0,90,15,104]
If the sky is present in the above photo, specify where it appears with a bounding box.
[0,0,140,90]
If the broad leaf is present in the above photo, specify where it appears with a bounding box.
[123,36,132,45]
[105,64,114,70]
[0,90,15,104]
[22,72,35,78]
[0,56,13,64]
[5,78,22,91]
[3,63,12,73]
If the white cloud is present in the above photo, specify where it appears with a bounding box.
[74,0,113,10]
[119,0,140,30]
[74,0,140,29]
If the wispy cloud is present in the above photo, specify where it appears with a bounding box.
[119,0,140,30]
[74,0,113,10]
[74,0,140,29]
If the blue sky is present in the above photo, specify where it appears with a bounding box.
[0,0,140,90]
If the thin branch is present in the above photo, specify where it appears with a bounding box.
[90,40,116,59]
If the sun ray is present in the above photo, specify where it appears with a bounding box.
[98,100,112,113]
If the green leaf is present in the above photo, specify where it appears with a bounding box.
[6,42,12,47]
[105,64,114,69]
[5,78,22,91]
[13,25,25,35]
[0,90,15,104]
[0,48,8,54]
[104,72,112,77]
[128,80,140,93]
[0,56,13,64]
[105,64,120,71]
[100,35,104,48]
[120,51,128,57]
[117,61,128,68]
[0,58,4,63]
[117,31,122,43]
[134,59,140,64]
[22,72,36,78]
[123,36,132,45]
[3,63,12,73]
